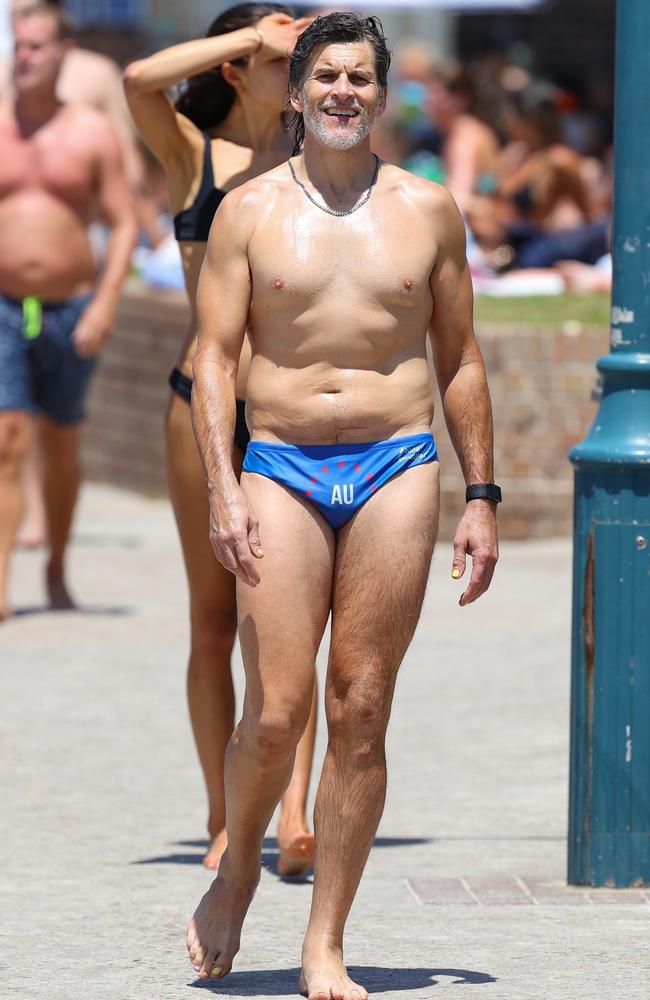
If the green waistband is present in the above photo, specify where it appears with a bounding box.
[22,296,42,339]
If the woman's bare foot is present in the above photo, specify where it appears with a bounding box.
[277,830,316,877]
[203,827,228,870]
[186,851,259,980]
[46,565,76,611]
[300,942,368,1000]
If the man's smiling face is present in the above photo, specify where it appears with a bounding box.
[291,40,386,150]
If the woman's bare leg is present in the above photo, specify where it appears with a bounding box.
[277,676,318,876]
[166,392,238,869]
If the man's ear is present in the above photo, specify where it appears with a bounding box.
[377,86,387,117]
[289,85,303,114]
[221,61,244,92]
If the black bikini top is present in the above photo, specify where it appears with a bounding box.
[173,132,227,243]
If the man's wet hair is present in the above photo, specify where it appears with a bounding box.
[14,2,75,41]
[175,2,292,131]
[286,12,391,154]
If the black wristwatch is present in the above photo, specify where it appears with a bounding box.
[466,483,502,504]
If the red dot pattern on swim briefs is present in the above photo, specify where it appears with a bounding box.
[303,462,384,500]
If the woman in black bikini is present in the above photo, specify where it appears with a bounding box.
[124,3,316,874]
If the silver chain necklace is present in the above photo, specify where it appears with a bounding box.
[288,154,380,217]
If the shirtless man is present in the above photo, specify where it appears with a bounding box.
[186,13,499,999]
[2,0,144,187]
[0,4,136,617]
[3,1,151,551]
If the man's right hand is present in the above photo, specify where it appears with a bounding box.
[256,13,312,58]
[208,483,264,587]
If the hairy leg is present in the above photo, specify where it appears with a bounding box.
[0,411,30,618]
[187,475,334,980]
[39,417,80,609]
[302,462,439,1000]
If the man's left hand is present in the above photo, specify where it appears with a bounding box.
[451,501,499,606]
[72,300,115,357]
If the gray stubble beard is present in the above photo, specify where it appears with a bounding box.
[302,100,376,150]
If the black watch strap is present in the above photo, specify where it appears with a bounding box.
[466,483,502,504]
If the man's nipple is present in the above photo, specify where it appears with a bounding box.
[272,277,285,290]
[403,278,414,290]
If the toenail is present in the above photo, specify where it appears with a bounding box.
[211,965,222,977]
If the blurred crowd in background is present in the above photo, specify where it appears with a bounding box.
[1,0,615,297]
[375,41,613,297]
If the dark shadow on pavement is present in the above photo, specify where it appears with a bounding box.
[135,835,432,872]
[129,849,310,877]
[188,965,497,995]
[131,853,204,866]
[13,604,134,618]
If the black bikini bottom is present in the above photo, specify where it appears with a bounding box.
[168,367,250,454]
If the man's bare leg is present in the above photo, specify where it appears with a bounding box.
[40,417,80,609]
[301,462,439,1000]
[0,411,30,619]
[15,429,47,548]
[187,475,334,980]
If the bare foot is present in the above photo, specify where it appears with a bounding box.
[46,566,76,611]
[300,943,368,1000]
[203,828,228,870]
[277,830,316,877]
[186,852,259,980]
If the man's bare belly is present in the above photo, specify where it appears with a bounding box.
[0,191,96,300]
[246,354,433,445]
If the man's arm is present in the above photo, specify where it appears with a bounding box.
[428,189,498,605]
[192,190,263,587]
[73,113,137,357]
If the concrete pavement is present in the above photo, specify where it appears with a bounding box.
[1,484,648,1000]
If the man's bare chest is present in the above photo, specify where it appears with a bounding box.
[0,126,96,206]
[250,208,437,312]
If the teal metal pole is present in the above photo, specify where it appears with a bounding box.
[568,0,650,886]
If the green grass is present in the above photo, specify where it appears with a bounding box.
[474,293,610,327]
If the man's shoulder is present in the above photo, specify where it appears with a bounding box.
[60,102,118,142]
[382,161,460,217]
[62,47,122,88]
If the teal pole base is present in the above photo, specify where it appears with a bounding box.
[569,833,650,889]
[569,449,650,886]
